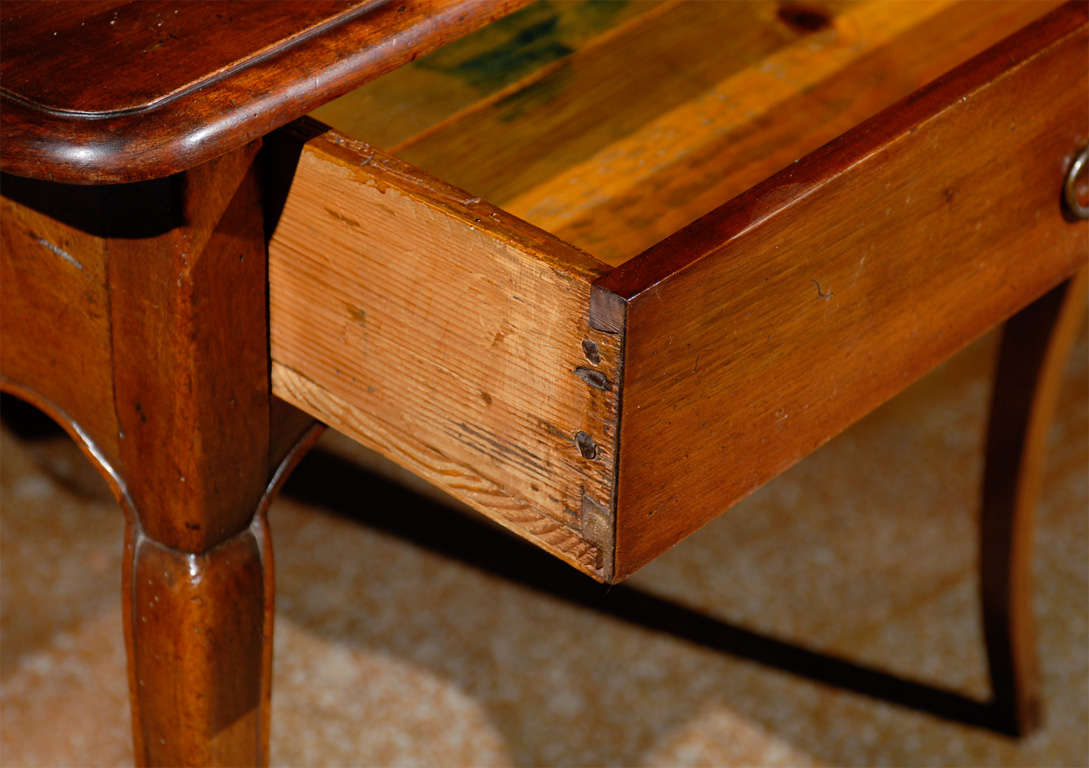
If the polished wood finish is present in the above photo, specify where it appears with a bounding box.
[1,177,120,464]
[109,145,270,551]
[128,526,268,763]
[597,2,1089,578]
[982,268,1088,736]
[268,123,621,579]
[0,143,320,765]
[2,0,1086,757]
[2,2,372,113]
[0,0,531,184]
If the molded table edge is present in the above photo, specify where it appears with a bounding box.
[0,0,530,184]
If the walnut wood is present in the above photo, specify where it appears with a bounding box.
[0,0,531,184]
[333,0,1063,265]
[982,268,1088,737]
[596,2,1089,578]
[128,526,267,764]
[267,123,621,579]
[107,145,271,551]
[2,2,372,113]
[2,0,1086,757]
[0,143,320,764]
[0,175,119,465]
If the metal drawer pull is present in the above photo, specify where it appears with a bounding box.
[1064,145,1089,219]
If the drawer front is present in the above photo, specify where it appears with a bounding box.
[599,4,1089,578]
[268,125,621,579]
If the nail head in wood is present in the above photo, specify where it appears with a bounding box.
[581,339,601,365]
[573,366,612,391]
[574,430,598,459]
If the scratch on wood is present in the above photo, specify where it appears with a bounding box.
[323,206,363,230]
[580,492,614,579]
[343,302,366,327]
[812,279,834,299]
[538,419,572,441]
[450,421,550,476]
[36,236,82,270]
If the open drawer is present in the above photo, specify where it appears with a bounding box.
[267,0,1088,583]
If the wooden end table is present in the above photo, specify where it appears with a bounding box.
[1,1,1086,763]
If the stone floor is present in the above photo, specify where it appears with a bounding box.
[2,325,1086,767]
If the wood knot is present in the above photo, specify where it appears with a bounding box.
[777,3,831,33]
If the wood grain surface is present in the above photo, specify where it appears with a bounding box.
[312,0,667,149]
[0,177,120,466]
[2,142,324,764]
[598,2,1089,579]
[1,2,373,114]
[128,526,269,765]
[274,3,1085,582]
[268,124,623,580]
[327,0,1063,265]
[2,6,1085,757]
[0,0,531,183]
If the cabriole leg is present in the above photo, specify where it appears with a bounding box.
[1,141,320,766]
[981,268,1087,736]
[125,516,273,765]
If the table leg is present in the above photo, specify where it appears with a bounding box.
[0,141,320,765]
[981,268,1087,736]
[121,422,319,766]
[125,515,270,763]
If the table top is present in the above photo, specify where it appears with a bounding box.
[0,0,527,184]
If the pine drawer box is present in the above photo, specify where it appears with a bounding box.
[271,4,1087,582]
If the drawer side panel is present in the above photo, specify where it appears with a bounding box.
[269,130,621,580]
